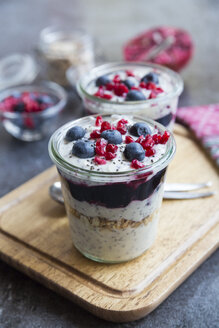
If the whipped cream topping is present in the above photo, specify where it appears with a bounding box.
[58,115,169,173]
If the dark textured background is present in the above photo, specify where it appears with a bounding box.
[0,0,219,327]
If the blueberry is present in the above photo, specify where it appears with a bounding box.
[65,126,86,141]
[101,129,122,144]
[123,79,135,89]
[96,75,111,87]
[156,113,173,127]
[129,122,151,137]
[125,90,146,101]
[141,72,159,84]
[13,102,25,113]
[124,143,145,161]
[72,140,95,158]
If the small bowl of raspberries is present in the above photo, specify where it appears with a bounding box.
[0,81,67,141]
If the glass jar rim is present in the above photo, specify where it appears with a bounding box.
[0,81,67,119]
[38,26,93,55]
[48,114,176,182]
[75,61,183,108]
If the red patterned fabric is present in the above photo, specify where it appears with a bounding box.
[177,104,219,166]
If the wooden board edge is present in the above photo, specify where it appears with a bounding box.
[0,222,218,323]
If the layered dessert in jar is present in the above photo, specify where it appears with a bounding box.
[49,114,176,263]
[75,62,183,131]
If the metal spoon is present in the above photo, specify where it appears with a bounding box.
[49,181,214,205]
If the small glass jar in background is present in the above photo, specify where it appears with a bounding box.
[36,26,95,87]
[0,53,39,90]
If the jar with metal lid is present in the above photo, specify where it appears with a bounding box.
[37,26,95,86]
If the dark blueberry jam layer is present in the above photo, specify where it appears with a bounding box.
[60,168,166,208]
[156,112,173,127]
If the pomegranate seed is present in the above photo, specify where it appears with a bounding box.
[106,144,118,153]
[113,74,121,83]
[145,147,156,157]
[24,117,34,129]
[141,135,155,149]
[126,70,135,77]
[160,131,170,144]
[114,84,129,97]
[96,138,107,147]
[90,129,101,139]
[102,94,113,100]
[136,135,144,144]
[149,91,157,99]
[100,121,111,132]
[105,83,115,91]
[94,156,107,165]
[131,86,140,91]
[116,122,127,134]
[145,82,157,90]
[118,119,128,124]
[131,159,145,169]
[125,136,134,144]
[105,152,117,160]
[156,87,164,93]
[152,134,162,144]
[139,81,147,89]
[95,115,103,126]
[94,87,104,97]
[96,146,106,156]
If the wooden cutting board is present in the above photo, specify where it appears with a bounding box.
[0,125,218,322]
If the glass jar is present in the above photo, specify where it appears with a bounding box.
[37,26,95,86]
[48,114,176,263]
[0,81,67,141]
[0,53,39,90]
[74,62,183,131]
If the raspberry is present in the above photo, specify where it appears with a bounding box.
[94,156,107,165]
[116,122,127,134]
[90,129,101,139]
[145,147,156,157]
[95,115,103,126]
[125,136,134,144]
[114,84,129,97]
[131,159,145,169]
[131,86,140,91]
[100,121,111,132]
[105,152,117,160]
[126,70,135,77]
[160,131,170,144]
[152,134,162,144]
[106,144,118,153]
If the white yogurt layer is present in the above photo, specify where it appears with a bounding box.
[68,207,160,262]
[87,68,173,102]
[58,115,168,173]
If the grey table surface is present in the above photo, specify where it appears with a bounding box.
[0,0,219,327]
